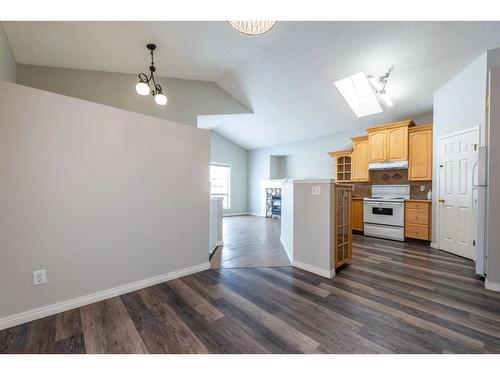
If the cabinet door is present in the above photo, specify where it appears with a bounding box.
[334,186,352,268]
[387,126,408,160]
[352,199,364,231]
[409,129,432,181]
[352,139,369,181]
[336,155,352,182]
[368,130,387,162]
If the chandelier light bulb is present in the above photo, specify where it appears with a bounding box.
[135,81,150,96]
[155,93,167,106]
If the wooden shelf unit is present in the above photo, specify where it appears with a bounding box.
[333,184,353,268]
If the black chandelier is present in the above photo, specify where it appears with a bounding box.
[135,44,167,106]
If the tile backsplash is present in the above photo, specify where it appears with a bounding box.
[352,169,432,200]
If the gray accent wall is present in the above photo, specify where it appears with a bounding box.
[16,64,251,127]
[0,23,16,82]
[0,81,211,320]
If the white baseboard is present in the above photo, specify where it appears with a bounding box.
[485,280,500,293]
[0,262,210,331]
[430,242,439,249]
[292,260,335,279]
[223,212,249,217]
[216,240,224,246]
[247,212,265,217]
[280,236,293,264]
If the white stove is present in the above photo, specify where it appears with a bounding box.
[363,185,410,241]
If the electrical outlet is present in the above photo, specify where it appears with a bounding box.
[33,269,47,286]
[312,186,321,196]
[420,185,426,192]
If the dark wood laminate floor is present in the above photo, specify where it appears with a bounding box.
[210,215,290,268]
[2,235,500,353]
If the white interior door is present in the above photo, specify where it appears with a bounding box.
[438,129,478,260]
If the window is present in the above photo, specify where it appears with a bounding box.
[210,164,230,209]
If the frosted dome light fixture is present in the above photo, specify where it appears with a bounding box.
[155,93,167,106]
[228,21,277,35]
[135,44,167,105]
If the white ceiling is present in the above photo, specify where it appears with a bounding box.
[4,21,500,149]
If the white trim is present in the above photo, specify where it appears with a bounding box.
[437,126,481,141]
[247,212,265,217]
[280,236,293,264]
[435,127,480,251]
[0,262,210,331]
[485,280,500,293]
[216,240,224,246]
[292,260,335,279]
[223,212,249,217]
[430,242,439,249]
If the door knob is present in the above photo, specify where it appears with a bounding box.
[438,198,445,203]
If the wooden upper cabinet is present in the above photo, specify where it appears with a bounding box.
[351,136,369,181]
[368,130,386,162]
[328,150,352,182]
[409,124,433,181]
[387,126,409,160]
[367,119,414,163]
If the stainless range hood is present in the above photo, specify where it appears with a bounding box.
[368,160,408,170]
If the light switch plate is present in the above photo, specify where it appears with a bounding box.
[420,185,426,192]
[312,186,321,196]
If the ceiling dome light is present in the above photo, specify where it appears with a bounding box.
[155,93,167,106]
[135,44,168,106]
[135,81,150,96]
[228,21,277,35]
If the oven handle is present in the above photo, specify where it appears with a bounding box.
[364,202,402,208]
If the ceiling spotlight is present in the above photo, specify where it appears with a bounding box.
[367,66,394,108]
[228,21,277,35]
[135,44,167,106]
[380,90,394,107]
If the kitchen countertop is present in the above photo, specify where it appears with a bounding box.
[405,199,432,203]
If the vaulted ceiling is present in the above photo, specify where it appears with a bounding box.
[4,21,500,149]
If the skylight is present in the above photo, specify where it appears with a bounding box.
[334,72,383,118]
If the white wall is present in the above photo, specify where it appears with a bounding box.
[210,132,248,215]
[280,182,294,263]
[0,23,16,82]
[0,82,210,323]
[432,53,488,243]
[487,66,500,287]
[288,180,335,277]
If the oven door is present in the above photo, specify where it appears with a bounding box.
[363,201,404,226]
